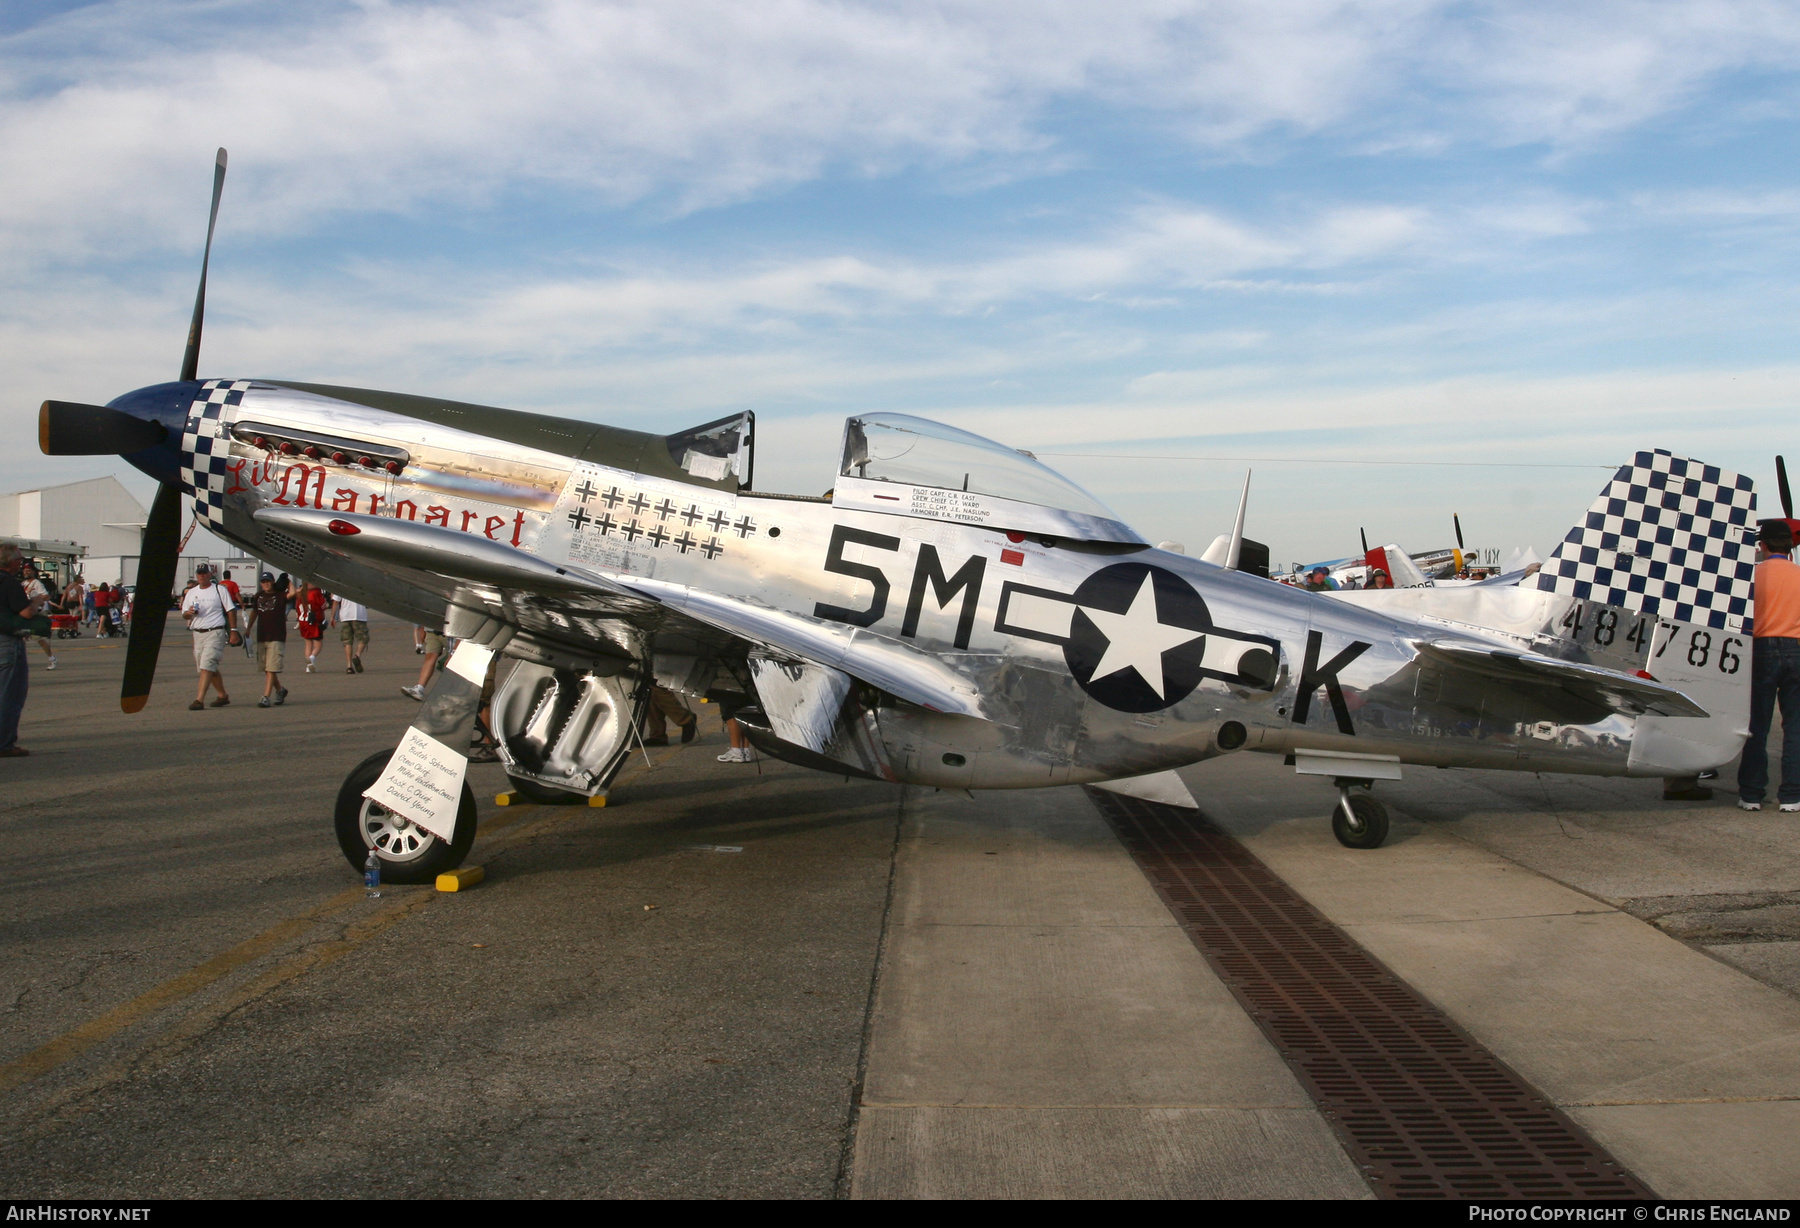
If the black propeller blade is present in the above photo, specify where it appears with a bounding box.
[180,148,228,385]
[1360,527,1369,554]
[39,401,166,456]
[121,146,228,714]
[1453,513,1465,550]
[120,483,184,714]
[1779,455,1794,521]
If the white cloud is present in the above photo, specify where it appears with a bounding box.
[4,0,1799,264]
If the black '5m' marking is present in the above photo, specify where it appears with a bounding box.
[902,545,985,649]
[814,525,900,628]
[1291,629,1371,736]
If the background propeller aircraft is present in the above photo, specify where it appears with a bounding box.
[39,151,1762,878]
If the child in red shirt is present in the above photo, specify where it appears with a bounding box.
[296,584,327,672]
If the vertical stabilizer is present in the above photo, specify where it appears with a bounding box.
[1532,450,1756,632]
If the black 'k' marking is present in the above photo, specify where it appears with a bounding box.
[1290,629,1371,736]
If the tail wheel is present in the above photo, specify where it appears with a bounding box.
[1331,793,1389,849]
[334,748,478,883]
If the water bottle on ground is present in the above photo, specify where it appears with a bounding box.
[363,850,382,899]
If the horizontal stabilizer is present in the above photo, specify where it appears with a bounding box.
[1092,769,1198,809]
[1416,639,1708,718]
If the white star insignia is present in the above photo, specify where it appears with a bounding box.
[1082,572,1203,699]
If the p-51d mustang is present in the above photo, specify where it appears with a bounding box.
[39,151,1760,879]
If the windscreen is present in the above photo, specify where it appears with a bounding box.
[839,414,1117,520]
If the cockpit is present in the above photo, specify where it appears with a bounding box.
[832,413,1142,544]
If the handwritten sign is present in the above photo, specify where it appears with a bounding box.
[363,726,467,842]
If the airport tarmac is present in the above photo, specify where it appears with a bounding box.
[2,616,1799,1199]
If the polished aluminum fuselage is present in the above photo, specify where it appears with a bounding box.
[178,384,1744,790]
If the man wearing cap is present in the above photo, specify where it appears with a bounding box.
[1739,520,1800,811]
[179,564,238,710]
[250,572,290,708]
[1302,566,1339,592]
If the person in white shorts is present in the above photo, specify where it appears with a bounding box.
[334,595,370,674]
[180,564,237,710]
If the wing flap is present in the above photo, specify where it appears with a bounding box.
[643,581,988,720]
[1416,639,1708,719]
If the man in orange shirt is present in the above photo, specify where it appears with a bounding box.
[1738,520,1800,811]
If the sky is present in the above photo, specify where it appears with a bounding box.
[5,0,1800,570]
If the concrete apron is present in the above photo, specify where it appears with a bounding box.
[849,784,1370,1199]
[1183,751,1800,1201]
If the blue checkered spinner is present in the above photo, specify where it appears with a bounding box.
[177,379,254,530]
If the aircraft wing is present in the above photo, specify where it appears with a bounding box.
[1415,639,1709,719]
[257,506,988,720]
[256,507,646,601]
[635,579,987,719]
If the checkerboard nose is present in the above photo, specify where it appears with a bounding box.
[178,380,256,530]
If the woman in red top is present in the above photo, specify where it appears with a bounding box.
[92,583,112,637]
[296,583,327,672]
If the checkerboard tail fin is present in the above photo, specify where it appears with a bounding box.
[1531,450,1757,632]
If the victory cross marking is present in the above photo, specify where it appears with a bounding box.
[573,480,597,504]
[567,507,592,530]
[1082,573,1202,700]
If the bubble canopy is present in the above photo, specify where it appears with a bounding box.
[833,413,1143,544]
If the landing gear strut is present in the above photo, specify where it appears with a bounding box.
[1331,780,1389,849]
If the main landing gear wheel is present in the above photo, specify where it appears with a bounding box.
[1332,792,1389,850]
[334,749,477,884]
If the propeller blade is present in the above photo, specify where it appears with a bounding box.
[178,147,228,384]
[1780,455,1794,522]
[1225,469,1251,570]
[121,482,184,713]
[1453,513,1465,550]
[39,401,166,456]
[1360,527,1369,554]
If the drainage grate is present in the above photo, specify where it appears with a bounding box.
[1087,787,1652,1200]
